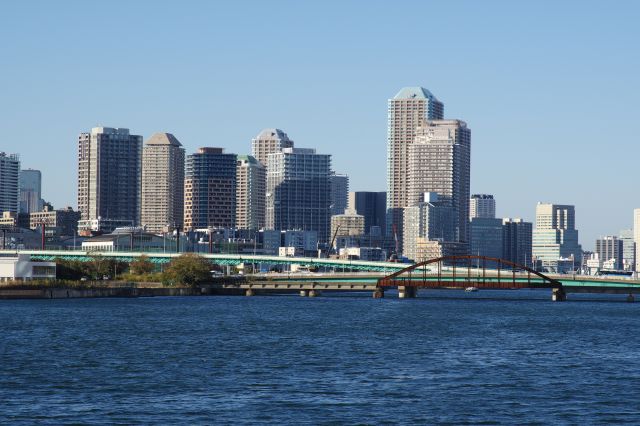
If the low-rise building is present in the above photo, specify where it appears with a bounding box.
[78,218,135,236]
[0,254,56,281]
[30,206,80,237]
[81,230,169,252]
[338,247,387,262]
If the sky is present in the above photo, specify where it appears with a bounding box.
[1,0,639,249]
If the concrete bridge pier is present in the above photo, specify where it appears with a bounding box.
[552,288,566,302]
[308,289,321,297]
[373,288,385,299]
[398,286,417,299]
[300,290,309,297]
[245,288,255,297]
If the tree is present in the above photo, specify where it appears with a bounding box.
[164,253,212,286]
[130,255,155,275]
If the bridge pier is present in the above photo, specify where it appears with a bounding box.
[627,294,635,303]
[398,286,416,299]
[308,289,321,297]
[300,290,308,297]
[552,288,566,302]
[245,288,255,297]
[373,288,385,299]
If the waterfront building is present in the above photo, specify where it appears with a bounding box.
[330,172,349,216]
[19,169,43,214]
[184,148,237,231]
[338,247,387,262]
[634,208,640,271]
[266,148,331,243]
[81,230,172,252]
[470,217,503,259]
[470,194,495,219]
[0,254,56,281]
[532,203,582,273]
[408,119,471,244]
[236,155,265,230]
[251,128,294,167]
[347,191,386,235]
[402,192,455,262]
[0,152,20,215]
[595,236,624,271]
[502,218,533,267]
[77,127,142,224]
[387,87,444,250]
[141,133,185,234]
[261,229,318,256]
[29,205,80,237]
[330,212,365,247]
[619,229,635,271]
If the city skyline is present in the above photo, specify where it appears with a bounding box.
[2,1,640,248]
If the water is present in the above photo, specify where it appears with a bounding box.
[1,291,640,424]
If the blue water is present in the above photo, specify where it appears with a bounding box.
[1,290,640,424]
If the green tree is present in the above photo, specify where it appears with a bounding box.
[130,255,155,275]
[164,253,212,286]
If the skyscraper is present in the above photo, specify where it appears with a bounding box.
[408,119,471,243]
[141,133,185,233]
[266,147,331,243]
[532,203,582,272]
[184,148,237,230]
[330,172,349,216]
[619,228,635,271]
[403,192,455,262]
[470,194,496,219]
[251,128,294,167]
[633,208,640,271]
[470,217,503,259]
[387,87,444,248]
[347,191,387,235]
[236,155,265,230]
[0,153,20,214]
[595,236,624,270]
[77,127,142,225]
[502,218,533,267]
[19,169,43,214]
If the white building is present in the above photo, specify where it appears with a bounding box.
[532,203,582,273]
[0,254,56,281]
[251,128,294,167]
[236,155,265,230]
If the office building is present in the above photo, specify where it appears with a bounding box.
[403,192,455,262]
[595,236,624,271]
[331,212,365,247]
[619,229,635,271]
[532,203,582,273]
[330,173,349,216]
[141,133,185,233]
[184,148,237,230]
[19,169,43,214]
[77,127,142,224]
[470,217,503,259]
[347,191,386,235]
[0,153,20,215]
[387,87,444,250]
[236,155,265,230]
[30,205,80,237]
[470,194,495,219]
[251,128,294,167]
[408,119,471,243]
[634,209,640,271]
[502,218,533,267]
[266,148,331,242]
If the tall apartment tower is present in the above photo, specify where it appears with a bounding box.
[266,148,331,243]
[330,172,349,216]
[251,128,294,167]
[77,127,142,224]
[140,133,185,233]
[387,87,444,249]
[236,155,265,230]
[408,119,471,244]
[347,191,387,235]
[184,148,237,230]
[19,169,43,214]
[470,194,496,219]
[0,153,20,214]
[532,203,582,270]
[403,192,455,262]
[502,218,533,267]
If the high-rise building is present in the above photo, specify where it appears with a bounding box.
[184,148,237,230]
[470,194,496,219]
[595,236,624,271]
[403,192,455,262]
[251,128,294,167]
[532,203,582,272]
[470,217,503,259]
[387,87,444,249]
[634,208,640,271]
[347,191,387,235]
[236,155,265,230]
[141,133,185,234]
[331,212,365,247]
[330,172,349,216]
[77,127,142,224]
[0,153,20,214]
[502,218,533,267]
[408,119,471,243]
[619,229,635,271]
[19,169,43,214]
[266,148,331,243]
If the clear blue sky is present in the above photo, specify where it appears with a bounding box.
[1,0,638,249]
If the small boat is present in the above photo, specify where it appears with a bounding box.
[465,287,478,292]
